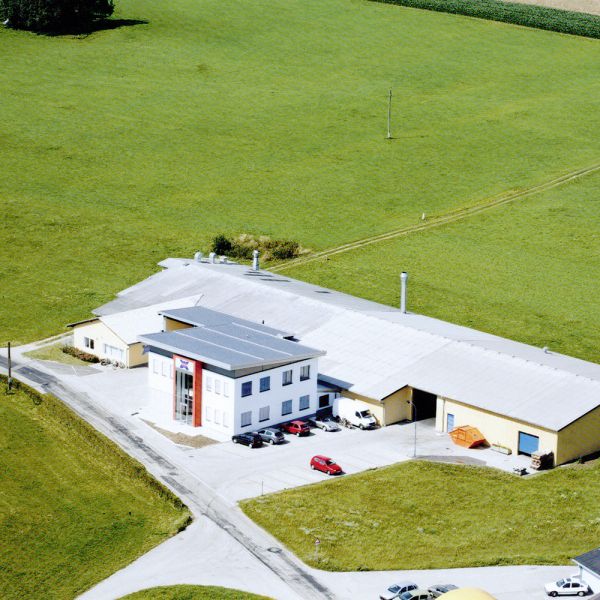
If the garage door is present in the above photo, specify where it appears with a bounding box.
[518,432,539,456]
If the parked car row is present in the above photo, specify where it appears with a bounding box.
[231,416,341,447]
[380,581,458,600]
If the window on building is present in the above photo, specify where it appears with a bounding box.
[161,360,168,377]
[215,379,221,395]
[223,381,230,397]
[318,394,330,408]
[152,359,159,374]
[281,400,292,416]
[300,365,310,381]
[260,376,270,392]
[282,370,293,386]
[299,395,310,411]
[206,376,213,392]
[259,406,270,422]
[214,409,221,425]
[104,344,124,362]
[223,412,229,427]
[241,411,252,427]
[206,406,213,422]
[83,337,94,350]
[241,381,252,397]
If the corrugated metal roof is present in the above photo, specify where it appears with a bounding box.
[93,258,600,431]
[139,312,324,370]
[99,296,201,345]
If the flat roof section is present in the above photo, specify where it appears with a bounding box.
[574,547,600,577]
[139,311,324,371]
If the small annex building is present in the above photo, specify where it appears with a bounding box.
[68,297,200,367]
[88,256,600,465]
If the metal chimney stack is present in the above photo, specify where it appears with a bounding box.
[400,271,408,313]
[252,249,260,271]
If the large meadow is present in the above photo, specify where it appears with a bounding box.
[1,0,599,356]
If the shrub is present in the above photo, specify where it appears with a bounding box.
[371,0,600,39]
[271,240,300,260]
[208,233,306,262]
[61,345,100,363]
[210,234,233,256]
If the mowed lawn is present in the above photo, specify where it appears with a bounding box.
[1,0,599,344]
[286,171,600,363]
[121,585,272,600]
[0,381,191,599]
[241,459,600,571]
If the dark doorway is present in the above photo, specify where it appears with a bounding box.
[412,389,437,420]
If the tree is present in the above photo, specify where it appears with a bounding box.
[1,0,114,33]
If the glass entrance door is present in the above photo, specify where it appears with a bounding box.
[175,370,194,425]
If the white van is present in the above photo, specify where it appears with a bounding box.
[333,397,377,429]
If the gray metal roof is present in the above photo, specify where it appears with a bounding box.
[139,310,324,371]
[160,306,291,338]
[96,257,600,431]
[574,548,600,577]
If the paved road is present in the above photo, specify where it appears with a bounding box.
[1,355,333,600]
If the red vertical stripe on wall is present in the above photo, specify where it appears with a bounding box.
[172,355,178,420]
[193,360,202,427]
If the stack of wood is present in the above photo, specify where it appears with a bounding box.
[531,451,554,470]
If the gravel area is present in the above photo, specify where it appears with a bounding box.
[504,0,600,16]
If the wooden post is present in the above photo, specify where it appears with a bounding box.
[7,341,12,392]
[387,89,392,139]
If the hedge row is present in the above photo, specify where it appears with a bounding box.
[371,0,600,39]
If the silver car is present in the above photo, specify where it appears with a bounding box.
[429,584,459,597]
[257,428,285,445]
[309,416,340,432]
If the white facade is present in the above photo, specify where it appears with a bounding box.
[148,352,174,393]
[146,352,319,436]
[73,320,128,365]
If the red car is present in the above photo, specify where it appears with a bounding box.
[281,420,310,436]
[310,455,343,476]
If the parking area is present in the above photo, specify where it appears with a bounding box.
[19,354,533,503]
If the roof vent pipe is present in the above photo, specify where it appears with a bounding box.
[252,249,260,271]
[209,252,217,264]
[400,271,408,313]
[194,251,203,262]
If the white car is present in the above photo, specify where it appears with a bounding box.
[379,581,418,600]
[545,577,591,597]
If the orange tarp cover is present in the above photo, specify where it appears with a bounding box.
[450,425,486,448]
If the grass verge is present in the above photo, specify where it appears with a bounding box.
[23,342,90,366]
[0,376,191,599]
[120,585,272,600]
[241,460,600,571]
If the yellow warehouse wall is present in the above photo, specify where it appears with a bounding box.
[556,405,600,464]
[127,342,148,367]
[164,317,194,332]
[436,397,558,460]
[381,387,412,425]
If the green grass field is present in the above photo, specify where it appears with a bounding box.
[120,585,272,600]
[286,170,600,362]
[0,380,191,599]
[241,459,600,571]
[0,0,599,344]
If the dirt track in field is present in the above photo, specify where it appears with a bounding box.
[271,161,600,273]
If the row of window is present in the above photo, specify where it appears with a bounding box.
[241,395,311,427]
[205,375,230,397]
[205,406,229,427]
[83,336,124,362]
[241,365,311,398]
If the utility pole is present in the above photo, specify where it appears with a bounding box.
[7,341,12,392]
[386,88,393,139]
